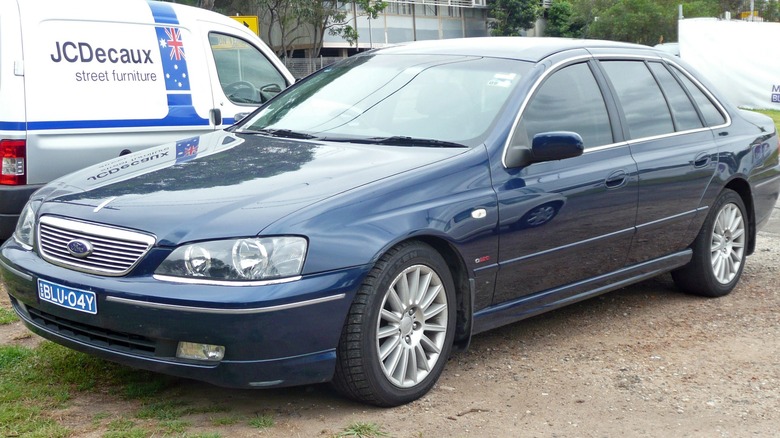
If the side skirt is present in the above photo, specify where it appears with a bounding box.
[471,250,692,335]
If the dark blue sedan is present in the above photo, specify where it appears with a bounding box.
[2,37,779,406]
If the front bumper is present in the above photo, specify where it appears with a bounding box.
[0,239,369,388]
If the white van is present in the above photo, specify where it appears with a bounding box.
[0,0,295,238]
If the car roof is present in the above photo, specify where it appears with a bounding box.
[373,37,657,63]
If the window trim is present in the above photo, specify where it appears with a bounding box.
[664,60,731,129]
[501,52,733,168]
[646,61,706,132]
[502,55,616,168]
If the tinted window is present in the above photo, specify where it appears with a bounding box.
[515,62,612,149]
[601,61,674,139]
[671,66,727,127]
[209,33,287,105]
[648,62,703,131]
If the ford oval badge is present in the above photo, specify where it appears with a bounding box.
[66,239,94,258]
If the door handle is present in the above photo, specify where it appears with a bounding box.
[605,169,627,189]
[693,152,711,168]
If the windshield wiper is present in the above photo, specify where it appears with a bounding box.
[322,135,467,148]
[240,128,317,139]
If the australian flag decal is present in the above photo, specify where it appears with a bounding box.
[155,26,190,91]
[175,136,200,163]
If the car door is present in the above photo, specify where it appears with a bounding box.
[491,59,639,305]
[203,27,292,127]
[596,59,721,265]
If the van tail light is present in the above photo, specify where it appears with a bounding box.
[1,139,27,185]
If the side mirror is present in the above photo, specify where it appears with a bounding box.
[260,83,282,95]
[234,112,251,123]
[504,131,584,168]
[531,131,584,162]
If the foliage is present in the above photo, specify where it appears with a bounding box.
[679,0,721,18]
[586,0,676,44]
[759,0,780,22]
[545,0,586,37]
[488,0,540,36]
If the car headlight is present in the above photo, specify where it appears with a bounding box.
[13,201,39,249]
[155,236,307,281]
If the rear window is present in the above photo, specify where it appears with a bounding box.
[670,65,727,127]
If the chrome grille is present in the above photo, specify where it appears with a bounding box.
[38,216,156,276]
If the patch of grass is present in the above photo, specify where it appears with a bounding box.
[0,341,176,437]
[186,433,222,438]
[106,418,137,432]
[335,421,389,438]
[211,414,241,426]
[103,429,149,438]
[116,368,177,400]
[158,419,191,434]
[0,307,18,324]
[0,344,33,369]
[248,414,274,429]
[136,399,191,421]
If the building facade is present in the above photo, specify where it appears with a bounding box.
[320,0,490,56]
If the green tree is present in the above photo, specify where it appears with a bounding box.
[488,0,540,36]
[213,1,386,57]
[759,0,780,21]
[587,0,675,44]
[679,0,720,18]
[297,1,387,57]
[545,0,586,37]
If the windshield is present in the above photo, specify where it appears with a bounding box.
[239,54,531,147]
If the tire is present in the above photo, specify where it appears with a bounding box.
[332,241,456,406]
[672,189,748,297]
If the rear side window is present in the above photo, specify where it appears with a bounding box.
[209,33,287,105]
[670,66,727,127]
[601,61,674,139]
[514,62,613,149]
[648,62,703,132]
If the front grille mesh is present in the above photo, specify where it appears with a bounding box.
[38,216,155,276]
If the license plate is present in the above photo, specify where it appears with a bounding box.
[37,279,97,315]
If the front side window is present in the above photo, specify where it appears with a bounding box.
[513,62,613,150]
[601,60,674,139]
[241,54,531,147]
[209,33,287,105]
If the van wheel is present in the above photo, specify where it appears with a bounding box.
[672,189,747,297]
[332,241,456,407]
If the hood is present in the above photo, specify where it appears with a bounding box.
[35,131,464,245]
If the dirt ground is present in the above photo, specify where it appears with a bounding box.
[2,224,779,437]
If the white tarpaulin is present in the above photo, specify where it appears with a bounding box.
[679,18,780,110]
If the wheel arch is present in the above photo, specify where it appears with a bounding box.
[404,235,474,351]
[723,178,756,255]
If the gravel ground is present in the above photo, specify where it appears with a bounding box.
[1,205,779,437]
